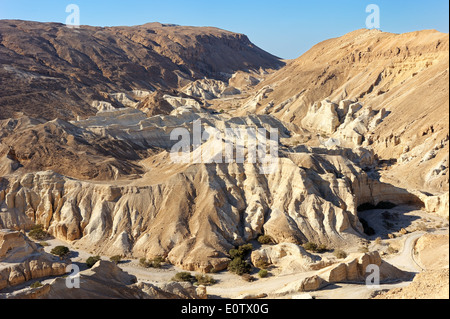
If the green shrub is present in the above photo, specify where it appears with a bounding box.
[86,256,101,268]
[110,255,122,264]
[228,257,252,276]
[257,235,275,245]
[50,246,70,258]
[195,274,217,286]
[29,225,49,240]
[254,259,270,270]
[258,269,269,278]
[30,281,43,289]
[139,256,164,268]
[39,241,50,247]
[333,249,348,259]
[302,242,328,253]
[229,244,253,259]
[303,242,318,252]
[172,272,195,283]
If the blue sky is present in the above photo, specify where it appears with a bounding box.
[0,0,448,59]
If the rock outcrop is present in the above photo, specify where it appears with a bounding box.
[6,260,203,299]
[0,230,67,291]
[247,29,449,195]
[0,20,284,121]
[250,243,332,274]
[274,251,410,296]
[182,79,240,100]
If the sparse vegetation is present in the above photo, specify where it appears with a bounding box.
[229,244,253,260]
[258,269,269,278]
[228,244,253,275]
[110,255,122,264]
[28,224,49,240]
[254,259,270,270]
[86,255,101,268]
[387,245,399,255]
[333,249,348,259]
[139,256,165,268]
[416,222,429,232]
[302,242,328,253]
[195,274,217,286]
[50,245,70,258]
[241,274,256,282]
[172,272,195,283]
[39,241,50,247]
[30,281,43,289]
[257,235,275,245]
[359,246,370,253]
[228,257,252,276]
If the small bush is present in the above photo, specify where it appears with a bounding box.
[303,242,328,253]
[30,281,43,289]
[39,241,50,247]
[359,246,369,253]
[29,225,49,240]
[257,235,275,245]
[302,242,318,252]
[258,269,269,278]
[228,257,252,276]
[50,246,70,258]
[229,244,253,260]
[241,274,256,282]
[139,257,147,267]
[254,259,270,270]
[333,249,347,259]
[110,255,122,264]
[139,256,164,268]
[387,245,399,255]
[416,222,428,232]
[86,256,101,268]
[172,272,195,283]
[195,274,217,286]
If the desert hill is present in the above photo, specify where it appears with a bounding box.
[237,29,449,194]
[0,23,448,298]
[0,20,283,121]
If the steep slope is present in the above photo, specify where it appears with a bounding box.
[0,20,284,121]
[0,106,426,272]
[240,29,449,194]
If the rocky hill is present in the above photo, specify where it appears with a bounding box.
[0,23,448,298]
[238,29,449,195]
[0,20,283,121]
